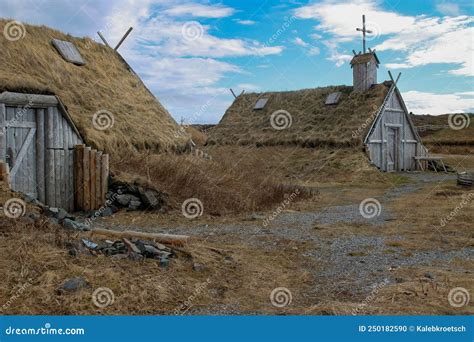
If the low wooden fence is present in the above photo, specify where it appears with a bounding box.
[74,145,109,211]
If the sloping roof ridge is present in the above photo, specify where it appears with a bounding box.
[242,84,352,97]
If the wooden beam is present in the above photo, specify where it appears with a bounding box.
[90,228,190,246]
[0,92,58,107]
[0,104,5,160]
[74,145,85,211]
[229,88,237,99]
[90,149,97,211]
[95,151,102,209]
[97,31,111,48]
[101,154,109,207]
[83,146,91,211]
[114,27,133,51]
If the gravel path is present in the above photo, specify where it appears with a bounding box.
[98,172,471,311]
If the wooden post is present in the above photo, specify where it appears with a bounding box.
[74,145,85,210]
[114,27,133,51]
[101,154,109,206]
[0,104,5,161]
[45,107,55,207]
[90,149,97,211]
[83,146,91,211]
[95,151,102,209]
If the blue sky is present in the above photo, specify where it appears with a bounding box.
[2,0,473,123]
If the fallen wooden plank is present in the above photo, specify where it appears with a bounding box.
[90,228,190,246]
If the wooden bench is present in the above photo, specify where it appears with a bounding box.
[414,156,447,172]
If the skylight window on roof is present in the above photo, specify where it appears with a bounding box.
[254,98,268,110]
[51,39,86,66]
[325,92,342,105]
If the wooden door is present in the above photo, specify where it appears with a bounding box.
[386,127,399,172]
[4,106,37,198]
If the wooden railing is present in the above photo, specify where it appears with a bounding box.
[74,145,109,211]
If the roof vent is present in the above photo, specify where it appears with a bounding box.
[325,92,342,105]
[254,98,269,110]
[51,39,86,66]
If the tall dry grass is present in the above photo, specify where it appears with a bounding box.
[111,150,303,215]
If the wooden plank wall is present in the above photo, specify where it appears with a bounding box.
[74,145,109,211]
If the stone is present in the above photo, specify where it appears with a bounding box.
[57,276,89,293]
[128,200,142,211]
[192,262,206,272]
[116,194,139,207]
[62,218,90,231]
[128,252,144,261]
[159,256,169,268]
[82,238,98,250]
[99,207,114,218]
[139,189,162,209]
[56,208,74,221]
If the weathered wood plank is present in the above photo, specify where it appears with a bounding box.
[90,149,97,211]
[83,146,91,211]
[101,154,109,207]
[0,104,5,161]
[45,107,55,207]
[95,151,102,209]
[36,109,45,203]
[35,109,46,203]
[0,92,58,107]
[74,145,85,211]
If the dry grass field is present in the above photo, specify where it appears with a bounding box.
[0,139,472,315]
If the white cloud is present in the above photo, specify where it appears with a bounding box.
[293,37,320,56]
[236,83,260,92]
[235,19,256,25]
[294,37,309,47]
[295,0,474,76]
[436,3,461,16]
[163,3,235,18]
[322,40,351,67]
[404,91,474,115]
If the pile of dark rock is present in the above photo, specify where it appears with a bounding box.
[107,180,168,212]
[72,237,174,266]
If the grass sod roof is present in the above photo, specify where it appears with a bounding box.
[208,83,391,148]
[0,19,189,154]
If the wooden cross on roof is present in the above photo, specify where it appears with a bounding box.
[356,14,372,54]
